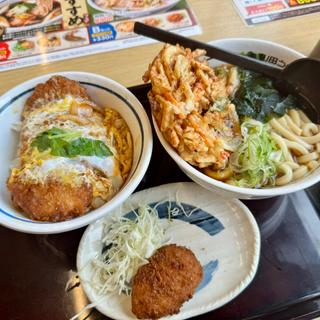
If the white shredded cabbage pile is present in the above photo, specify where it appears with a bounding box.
[90,204,165,296]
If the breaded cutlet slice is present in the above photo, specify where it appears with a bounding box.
[9,179,93,222]
[131,244,203,319]
[7,76,96,222]
[24,75,91,113]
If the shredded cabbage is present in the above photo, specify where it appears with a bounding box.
[71,201,198,320]
[90,205,165,296]
[230,118,282,188]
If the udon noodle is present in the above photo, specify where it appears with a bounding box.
[143,44,320,189]
[269,110,319,186]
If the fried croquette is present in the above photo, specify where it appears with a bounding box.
[131,244,203,319]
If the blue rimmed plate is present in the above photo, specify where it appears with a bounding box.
[77,182,260,319]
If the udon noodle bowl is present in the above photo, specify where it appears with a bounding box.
[143,44,320,189]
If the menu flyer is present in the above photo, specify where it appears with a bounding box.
[0,0,201,72]
[233,0,320,25]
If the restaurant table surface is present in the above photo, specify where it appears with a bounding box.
[1,1,320,320]
[1,83,320,320]
[0,0,320,94]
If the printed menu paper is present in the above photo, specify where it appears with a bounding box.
[233,0,320,25]
[0,0,201,72]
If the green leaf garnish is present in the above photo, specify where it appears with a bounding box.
[31,127,113,158]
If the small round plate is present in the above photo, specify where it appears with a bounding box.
[77,182,260,320]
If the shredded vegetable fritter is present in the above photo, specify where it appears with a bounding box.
[143,44,241,169]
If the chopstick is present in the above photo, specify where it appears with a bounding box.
[133,22,282,79]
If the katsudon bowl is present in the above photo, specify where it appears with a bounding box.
[0,72,153,234]
[152,38,320,199]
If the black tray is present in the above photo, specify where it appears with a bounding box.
[1,84,320,320]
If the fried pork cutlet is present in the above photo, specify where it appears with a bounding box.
[8,179,93,222]
[24,76,90,113]
[7,76,120,222]
[7,77,95,221]
[131,244,203,319]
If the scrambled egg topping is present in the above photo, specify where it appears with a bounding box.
[10,96,132,206]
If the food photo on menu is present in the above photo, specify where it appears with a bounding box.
[0,0,200,71]
[0,1,320,320]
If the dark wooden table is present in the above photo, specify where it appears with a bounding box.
[1,85,320,320]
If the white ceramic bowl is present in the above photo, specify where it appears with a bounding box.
[87,0,180,18]
[153,38,320,199]
[0,72,153,233]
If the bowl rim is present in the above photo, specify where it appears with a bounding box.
[208,37,305,59]
[0,71,153,234]
[152,38,320,197]
[87,0,180,16]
